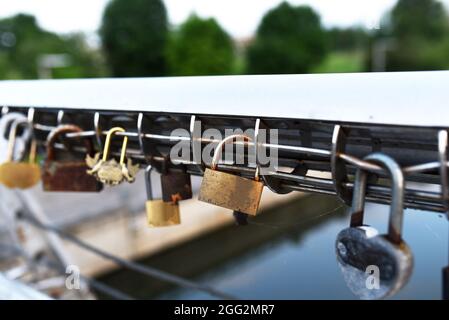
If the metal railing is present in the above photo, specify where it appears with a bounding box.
[1,105,448,213]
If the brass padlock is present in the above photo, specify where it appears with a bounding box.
[42,124,103,192]
[198,134,264,216]
[145,165,181,227]
[86,127,139,185]
[0,119,41,189]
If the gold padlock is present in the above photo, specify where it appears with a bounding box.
[145,165,181,227]
[86,127,139,185]
[0,119,41,189]
[198,134,264,216]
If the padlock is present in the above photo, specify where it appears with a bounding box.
[198,134,264,216]
[145,165,181,227]
[0,119,41,189]
[335,152,413,300]
[0,112,31,163]
[42,124,103,192]
[86,127,139,185]
[160,158,192,203]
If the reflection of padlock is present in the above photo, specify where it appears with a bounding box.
[198,134,264,216]
[42,125,103,192]
[335,153,413,300]
[145,165,181,227]
[0,119,40,189]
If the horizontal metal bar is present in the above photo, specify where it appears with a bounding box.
[43,125,333,157]
[2,72,449,127]
[285,184,445,212]
[39,125,445,177]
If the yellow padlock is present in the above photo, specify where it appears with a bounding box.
[86,127,139,185]
[145,165,181,227]
[198,134,264,216]
[0,119,41,189]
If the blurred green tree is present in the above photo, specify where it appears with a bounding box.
[166,15,235,76]
[0,14,104,79]
[327,27,369,52]
[390,0,449,39]
[373,0,449,71]
[100,0,168,77]
[246,2,327,74]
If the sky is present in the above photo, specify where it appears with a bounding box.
[1,0,449,39]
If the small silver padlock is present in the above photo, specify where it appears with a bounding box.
[335,153,413,300]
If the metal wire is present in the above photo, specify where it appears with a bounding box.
[20,212,236,300]
[36,256,134,300]
[0,241,133,300]
[35,120,446,176]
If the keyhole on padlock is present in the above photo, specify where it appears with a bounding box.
[337,241,347,257]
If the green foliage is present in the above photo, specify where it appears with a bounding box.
[381,0,449,71]
[0,14,104,79]
[327,27,369,52]
[100,0,168,77]
[391,0,449,39]
[54,34,106,78]
[313,50,365,73]
[246,2,328,74]
[166,15,235,76]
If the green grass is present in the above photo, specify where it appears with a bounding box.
[312,50,366,73]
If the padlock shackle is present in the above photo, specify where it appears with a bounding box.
[211,134,259,180]
[350,152,405,244]
[349,168,368,228]
[0,112,30,142]
[145,165,154,200]
[6,119,34,162]
[102,127,128,165]
[46,124,94,161]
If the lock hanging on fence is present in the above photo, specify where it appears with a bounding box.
[42,124,103,192]
[198,134,264,216]
[160,156,192,203]
[0,119,41,189]
[0,113,31,164]
[86,127,139,185]
[335,152,413,300]
[160,171,192,203]
[145,165,181,227]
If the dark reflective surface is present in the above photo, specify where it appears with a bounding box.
[98,194,448,300]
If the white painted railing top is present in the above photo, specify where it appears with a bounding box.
[0,70,447,127]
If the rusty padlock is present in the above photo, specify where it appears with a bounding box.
[0,119,41,189]
[42,124,103,192]
[198,134,264,216]
[145,165,181,227]
[160,157,192,203]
